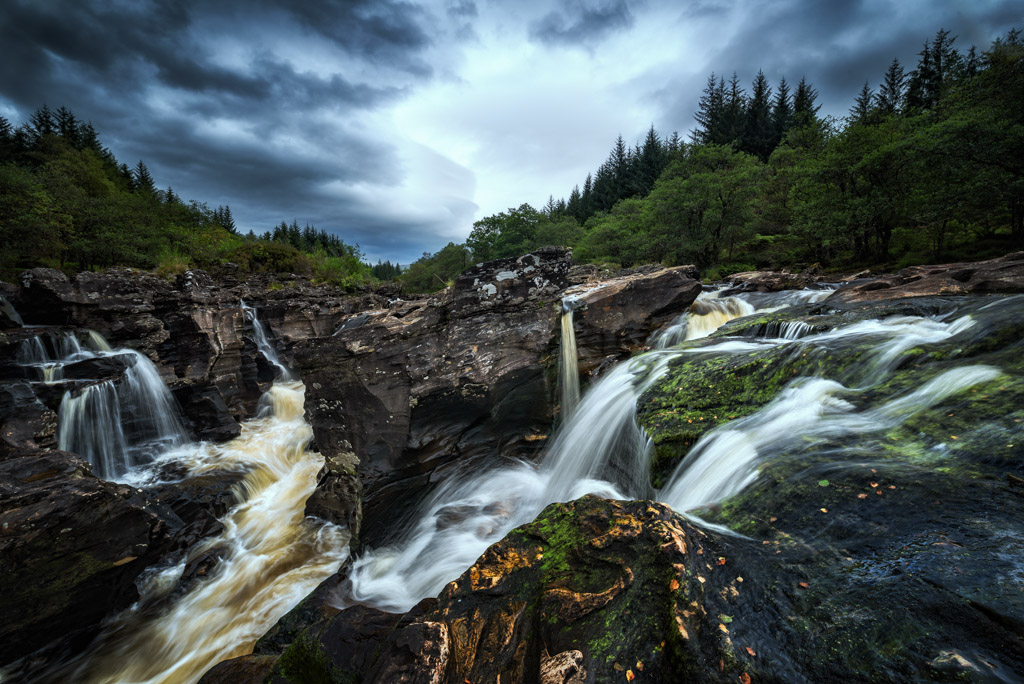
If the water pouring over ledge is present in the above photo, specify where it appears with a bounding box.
[340,289,1002,614]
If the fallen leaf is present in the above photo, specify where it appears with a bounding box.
[876,490,883,495]
[871,468,878,473]
[950,435,958,440]
[769,516,777,523]
[636,660,644,671]
[739,673,752,684]
[857,493,868,499]
[670,578,680,591]
[746,646,757,657]
[719,623,730,634]
[888,485,896,490]
[717,557,727,566]
[870,481,878,488]
[614,662,624,671]
[798,581,809,589]
[736,576,744,582]
[626,670,635,681]
[820,508,828,513]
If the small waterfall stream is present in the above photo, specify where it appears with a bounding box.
[242,301,293,380]
[343,289,1005,614]
[0,295,23,326]
[558,299,580,420]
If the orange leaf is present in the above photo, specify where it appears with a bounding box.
[798,581,809,589]
[820,508,828,513]
[636,660,644,671]
[739,673,752,684]
[857,493,868,499]
[717,557,727,566]
[870,482,878,488]
[670,578,680,591]
[746,646,757,657]
[626,670,635,681]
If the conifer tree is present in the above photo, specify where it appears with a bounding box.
[721,73,746,145]
[850,82,876,123]
[567,185,583,221]
[133,160,156,194]
[772,77,793,147]
[667,131,682,154]
[638,125,667,193]
[29,104,55,142]
[792,76,821,126]
[876,58,906,115]
[165,187,177,204]
[743,70,774,160]
[693,73,724,144]
[222,205,236,233]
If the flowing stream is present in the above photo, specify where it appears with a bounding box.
[342,288,1005,614]
[21,307,348,683]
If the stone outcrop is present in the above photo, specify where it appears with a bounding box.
[720,263,825,295]
[293,249,703,539]
[826,251,1024,305]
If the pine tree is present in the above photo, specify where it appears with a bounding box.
[876,58,906,115]
[133,160,156,194]
[693,73,724,144]
[581,172,593,218]
[792,76,821,126]
[721,73,746,145]
[772,77,793,147]
[165,187,177,204]
[55,106,80,147]
[223,205,236,233]
[850,82,875,123]
[637,125,667,194]
[743,70,774,160]
[0,116,13,161]
[567,185,583,221]
[120,163,134,190]
[29,104,55,142]
[667,131,682,154]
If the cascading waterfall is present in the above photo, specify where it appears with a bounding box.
[60,381,349,684]
[241,301,293,380]
[343,288,1004,615]
[0,295,23,326]
[558,299,580,419]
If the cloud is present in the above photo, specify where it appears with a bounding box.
[529,0,635,47]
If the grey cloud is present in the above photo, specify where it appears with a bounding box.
[447,0,478,19]
[530,0,634,47]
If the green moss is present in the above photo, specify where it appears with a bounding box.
[273,630,356,684]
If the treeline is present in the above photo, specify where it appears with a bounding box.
[0,106,371,286]
[405,28,1023,289]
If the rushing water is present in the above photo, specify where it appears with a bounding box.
[559,299,580,420]
[242,301,293,380]
[341,289,1006,614]
[0,295,23,326]
[58,381,349,684]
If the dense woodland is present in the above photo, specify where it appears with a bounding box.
[2,28,1021,292]
[404,28,1023,290]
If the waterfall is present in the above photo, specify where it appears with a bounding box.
[241,301,293,380]
[57,349,189,479]
[0,295,23,326]
[61,381,349,684]
[342,289,999,615]
[558,299,580,420]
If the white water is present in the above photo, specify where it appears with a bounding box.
[67,381,349,684]
[242,301,293,380]
[0,295,23,326]
[56,345,189,480]
[558,300,580,420]
[343,289,997,614]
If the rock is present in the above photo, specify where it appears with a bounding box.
[0,450,183,669]
[0,380,58,458]
[827,251,1024,305]
[721,263,825,295]
[304,451,362,533]
[569,265,703,374]
[171,380,241,442]
[453,246,571,315]
[198,654,278,684]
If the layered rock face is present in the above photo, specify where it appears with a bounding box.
[293,248,703,539]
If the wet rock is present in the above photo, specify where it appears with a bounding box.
[721,263,825,295]
[0,380,58,458]
[305,451,362,533]
[171,380,241,442]
[0,450,183,669]
[198,654,278,684]
[569,265,703,374]
[827,251,1024,305]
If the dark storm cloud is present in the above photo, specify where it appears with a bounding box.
[530,0,634,47]
[658,0,1022,131]
[0,0,447,262]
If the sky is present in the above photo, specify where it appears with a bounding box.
[0,0,1019,265]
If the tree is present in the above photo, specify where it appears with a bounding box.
[693,73,724,144]
[849,82,876,124]
[772,77,793,147]
[133,160,155,194]
[721,73,746,145]
[28,104,56,143]
[876,58,907,115]
[792,76,821,126]
[743,70,774,160]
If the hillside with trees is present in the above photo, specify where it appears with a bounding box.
[404,28,1022,288]
[0,106,371,287]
